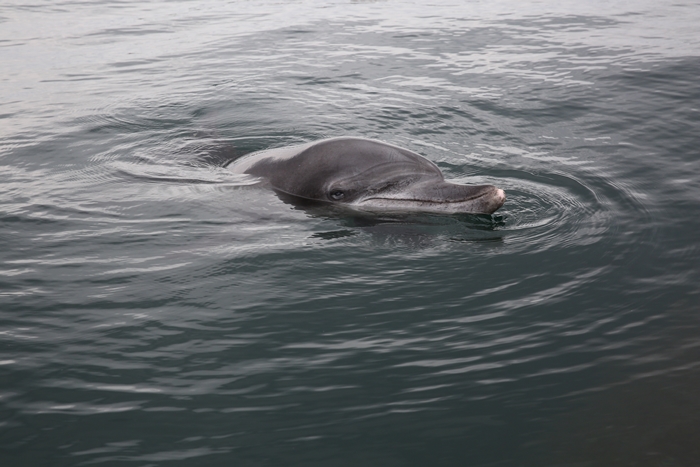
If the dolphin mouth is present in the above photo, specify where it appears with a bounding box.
[363,190,491,204]
[357,186,506,214]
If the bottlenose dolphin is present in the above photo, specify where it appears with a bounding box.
[226,137,505,214]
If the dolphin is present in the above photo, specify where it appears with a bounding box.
[226,137,505,214]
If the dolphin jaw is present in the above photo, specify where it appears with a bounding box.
[354,187,506,214]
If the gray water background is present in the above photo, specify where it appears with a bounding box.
[2,0,700,465]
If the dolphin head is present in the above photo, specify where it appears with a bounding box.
[241,138,506,215]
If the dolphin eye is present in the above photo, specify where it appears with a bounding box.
[329,190,345,200]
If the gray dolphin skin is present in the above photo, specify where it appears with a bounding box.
[227,137,506,214]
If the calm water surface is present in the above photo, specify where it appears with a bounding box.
[2,1,700,465]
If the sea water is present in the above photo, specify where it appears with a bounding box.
[1,1,699,465]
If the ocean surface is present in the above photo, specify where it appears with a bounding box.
[2,1,699,465]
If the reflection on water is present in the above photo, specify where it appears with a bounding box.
[1,0,700,466]
[546,298,700,466]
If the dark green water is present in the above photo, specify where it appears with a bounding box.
[2,1,700,465]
